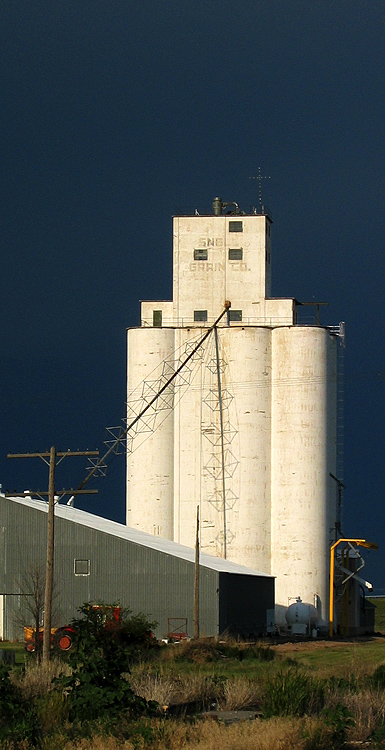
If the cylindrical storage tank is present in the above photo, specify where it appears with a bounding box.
[285,599,319,627]
[172,326,207,548]
[271,327,337,628]
[126,327,175,540]
[199,326,272,571]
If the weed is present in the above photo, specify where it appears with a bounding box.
[13,656,70,699]
[300,716,336,750]
[284,657,299,667]
[56,603,159,723]
[263,666,325,718]
[327,673,359,693]
[219,676,261,710]
[252,643,275,661]
[35,691,70,735]
[322,703,354,748]
[369,721,385,746]
[0,663,39,745]
[171,637,275,666]
[337,687,385,742]
[370,663,385,690]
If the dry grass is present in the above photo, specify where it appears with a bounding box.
[12,657,71,699]
[62,738,134,750]
[129,665,262,711]
[342,687,385,742]
[219,677,261,710]
[59,716,333,750]
[129,670,215,707]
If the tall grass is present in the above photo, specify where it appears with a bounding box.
[263,667,325,718]
[129,671,215,707]
[12,657,71,699]
[129,669,262,711]
[57,716,331,750]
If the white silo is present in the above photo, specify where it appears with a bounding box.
[222,326,272,572]
[126,327,175,540]
[271,326,337,626]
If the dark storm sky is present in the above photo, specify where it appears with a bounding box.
[2,1,385,588]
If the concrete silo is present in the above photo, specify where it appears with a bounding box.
[126,198,342,628]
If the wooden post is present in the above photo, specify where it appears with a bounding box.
[42,446,55,664]
[7,448,99,663]
[193,505,199,639]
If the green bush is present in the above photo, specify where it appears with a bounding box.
[0,663,39,744]
[369,721,385,746]
[370,663,385,690]
[57,603,159,723]
[322,704,354,748]
[263,667,325,718]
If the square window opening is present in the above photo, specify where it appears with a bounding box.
[194,310,208,322]
[228,248,243,260]
[74,559,90,576]
[194,248,208,260]
[228,309,242,322]
[229,220,243,233]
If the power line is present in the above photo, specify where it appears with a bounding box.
[6,448,98,664]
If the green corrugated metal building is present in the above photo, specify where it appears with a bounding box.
[0,494,274,641]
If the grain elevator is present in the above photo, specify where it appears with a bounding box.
[126,198,342,628]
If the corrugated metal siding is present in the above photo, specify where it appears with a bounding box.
[0,497,273,641]
[0,498,220,640]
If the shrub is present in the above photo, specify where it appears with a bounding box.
[14,656,70,700]
[0,663,39,744]
[370,663,385,690]
[172,638,275,665]
[263,667,325,718]
[322,704,354,748]
[56,603,159,723]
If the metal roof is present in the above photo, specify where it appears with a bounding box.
[3,494,272,579]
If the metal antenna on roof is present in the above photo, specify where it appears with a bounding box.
[249,167,270,213]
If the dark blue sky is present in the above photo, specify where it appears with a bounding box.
[2,1,385,589]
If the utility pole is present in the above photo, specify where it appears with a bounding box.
[44,446,55,664]
[193,505,200,639]
[7,447,98,664]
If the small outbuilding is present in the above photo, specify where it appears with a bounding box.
[0,494,274,641]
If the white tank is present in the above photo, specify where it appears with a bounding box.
[271,326,337,628]
[285,598,319,627]
[126,327,175,539]
[171,325,272,571]
[220,326,272,571]
[172,326,207,548]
